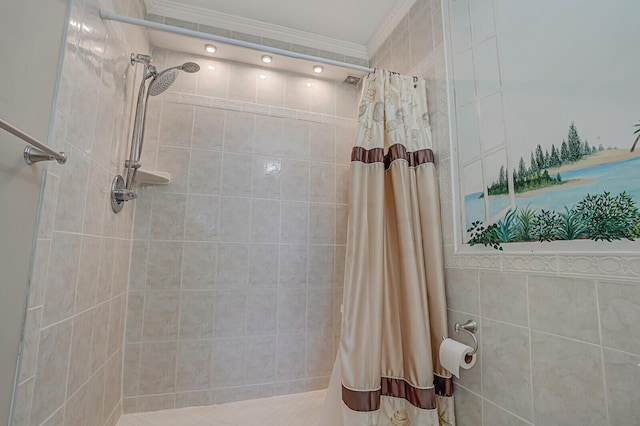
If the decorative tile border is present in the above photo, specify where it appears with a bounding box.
[162,90,358,127]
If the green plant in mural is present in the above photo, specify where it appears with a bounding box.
[467,221,503,250]
[627,222,640,238]
[494,208,517,242]
[575,191,640,241]
[513,206,536,242]
[531,210,561,242]
[557,207,588,240]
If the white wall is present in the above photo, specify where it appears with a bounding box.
[0,0,68,423]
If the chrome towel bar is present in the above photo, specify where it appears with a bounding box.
[0,117,66,165]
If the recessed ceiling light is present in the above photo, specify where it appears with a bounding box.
[207,65,215,71]
[204,44,217,53]
[313,65,324,73]
[261,55,273,64]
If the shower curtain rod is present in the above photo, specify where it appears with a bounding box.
[99,10,374,74]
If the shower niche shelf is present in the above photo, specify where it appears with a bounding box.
[136,169,170,185]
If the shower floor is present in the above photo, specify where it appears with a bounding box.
[116,389,326,426]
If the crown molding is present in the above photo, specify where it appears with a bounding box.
[367,0,417,57]
[145,0,369,60]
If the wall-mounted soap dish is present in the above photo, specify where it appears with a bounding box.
[136,169,170,185]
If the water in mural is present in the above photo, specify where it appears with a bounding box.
[449,0,640,248]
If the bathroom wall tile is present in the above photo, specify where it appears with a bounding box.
[307,288,334,332]
[453,385,482,426]
[309,162,335,203]
[179,291,214,339]
[83,164,108,236]
[126,292,145,343]
[136,394,175,413]
[447,310,481,393]
[54,147,90,233]
[281,159,310,201]
[282,118,310,160]
[159,103,194,148]
[335,125,355,165]
[445,268,479,314]
[19,307,42,382]
[245,336,276,383]
[129,241,149,291]
[335,205,349,245]
[218,197,251,242]
[280,201,309,243]
[211,338,245,387]
[250,199,281,243]
[149,192,187,240]
[142,291,180,341]
[139,341,178,395]
[284,73,311,111]
[224,111,255,154]
[256,68,285,107]
[277,289,307,334]
[604,348,640,425]
[123,343,141,398]
[215,243,250,288]
[228,63,257,103]
[184,194,220,241]
[176,340,213,392]
[67,309,95,397]
[528,275,600,344]
[182,242,217,289]
[335,165,350,204]
[28,239,50,308]
[96,238,115,304]
[196,60,229,99]
[479,271,528,326]
[220,152,252,196]
[40,407,64,426]
[309,203,335,244]
[75,236,101,312]
[90,303,110,372]
[188,149,222,195]
[308,245,335,287]
[306,331,334,377]
[156,146,191,193]
[254,115,284,156]
[309,123,335,163]
[483,399,530,426]
[246,290,277,335]
[30,319,73,426]
[43,232,82,326]
[132,188,153,241]
[175,391,210,409]
[252,156,282,199]
[334,245,346,288]
[310,80,336,115]
[481,320,532,421]
[192,106,224,151]
[146,241,183,289]
[279,244,308,288]
[531,331,607,426]
[63,381,90,426]
[598,281,640,354]
[276,334,306,380]
[249,244,279,288]
[214,290,247,337]
[103,349,123,420]
[335,83,358,121]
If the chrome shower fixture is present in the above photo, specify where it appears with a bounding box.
[111,53,200,213]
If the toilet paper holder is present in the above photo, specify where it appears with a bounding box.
[453,320,478,356]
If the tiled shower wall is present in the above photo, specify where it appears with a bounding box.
[12,0,149,424]
[372,0,640,425]
[122,48,358,412]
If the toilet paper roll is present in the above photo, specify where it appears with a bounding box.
[439,338,476,378]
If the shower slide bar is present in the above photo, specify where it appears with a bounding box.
[99,10,374,74]
[0,117,67,165]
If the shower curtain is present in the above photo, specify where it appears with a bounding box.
[320,69,455,425]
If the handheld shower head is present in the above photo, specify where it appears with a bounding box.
[148,62,201,96]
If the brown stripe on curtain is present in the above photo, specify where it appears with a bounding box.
[342,374,452,412]
[351,144,434,170]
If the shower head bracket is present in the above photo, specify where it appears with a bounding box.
[111,174,137,213]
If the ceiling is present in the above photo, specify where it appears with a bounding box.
[163,0,407,46]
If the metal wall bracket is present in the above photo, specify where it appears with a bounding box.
[111,174,137,213]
